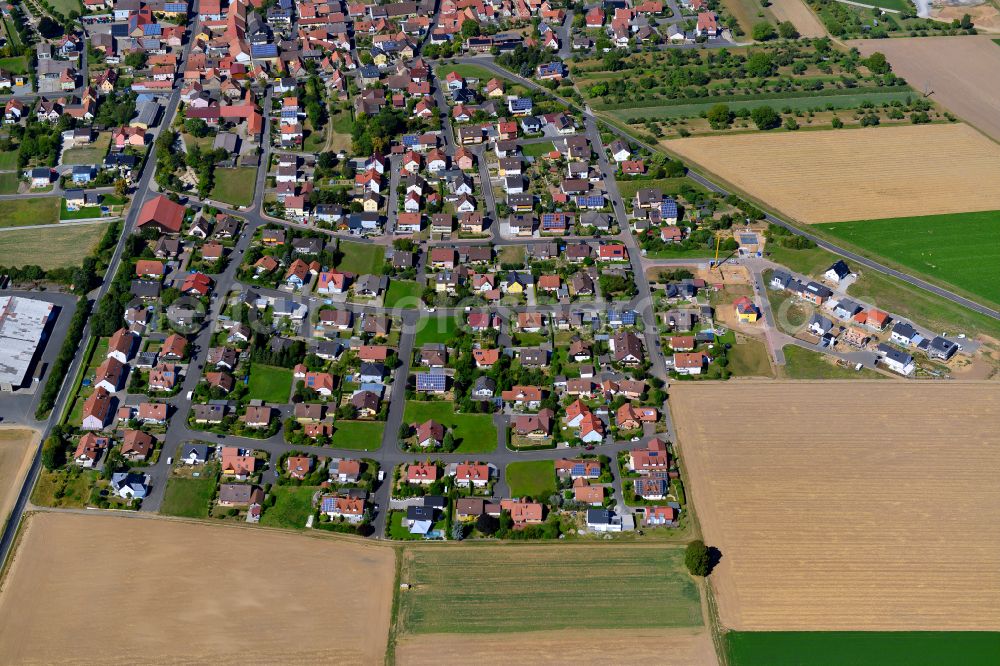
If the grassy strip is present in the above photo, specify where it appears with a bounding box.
[593,86,914,111]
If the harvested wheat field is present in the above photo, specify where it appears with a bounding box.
[667,124,1000,223]
[671,381,1000,631]
[769,0,826,37]
[0,427,38,525]
[852,37,1000,142]
[396,627,718,666]
[0,513,395,664]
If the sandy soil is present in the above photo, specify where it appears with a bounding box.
[671,381,1000,631]
[769,0,827,37]
[853,37,1000,141]
[934,4,1000,32]
[0,513,395,664]
[396,628,718,665]
[0,427,38,526]
[667,123,1000,223]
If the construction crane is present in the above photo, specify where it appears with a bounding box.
[710,233,722,270]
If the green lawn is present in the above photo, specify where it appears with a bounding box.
[766,242,839,277]
[246,364,293,402]
[522,141,554,157]
[816,210,1000,307]
[260,485,318,529]
[60,200,104,220]
[384,279,423,308]
[30,469,98,508]
[388,510,446,540]
[402,401,497,453]
[0,198,60,228]
[781,345,885,380]
[211,167,256,207]
[414,316,458,346]
[0,172,18,194]
[0,222,108,269]
[726,632,1000,666]
[616,177,706,204]
[727,339,772,377]
[48,0,83,16]
[0,150,19,171]
[505,460,556,500]
[337,240,385,275]
[62,132,111,166]
[0,56,28,75]
[434,63,495,82]
[330,420,384,451]
[397,546,703,634]
[159,467,219,518]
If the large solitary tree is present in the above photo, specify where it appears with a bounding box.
[685,540,713,576]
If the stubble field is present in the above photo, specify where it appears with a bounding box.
[666,124,1000,223]
[852,37,1000,142]
[0,427,37,526]
[769,0,827,37]
[671,381,1000,631]
[0,513,395,664]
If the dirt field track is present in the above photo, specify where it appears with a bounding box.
[671,381,1000,631]
[853,37,1000,143]
[0,513,395,664]
[396,628,718,665]
[769,0,827,37]
[0,428,37,526]
[667,123,1000,223]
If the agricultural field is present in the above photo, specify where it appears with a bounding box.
[402,401,496,453]
[816,210,1000,307]
[337,240,385,275]
[505,460,556,499]
[0,428,38,527]
[394,545,704,635]
[768,0,827,37]
[0,513,394,664]
[671,382,1000,631]
[0,197,61,228]
[668,124,1000,223]
[246,364,293,402]
[726,631,1000,666]
[210,167,256,207]
[0,222,110,269]
[384,279,422,308]
[852,37,1000,143]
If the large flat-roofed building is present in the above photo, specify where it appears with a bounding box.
[0,296,56,391]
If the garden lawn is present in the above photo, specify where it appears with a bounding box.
[388,510,446,540]
[0,172,18,194]
[0,198,60,228]
[337,241,384,275]
[210,167,256,207]
[48,0,83,16]
[62,132,111,166]
[330,420,384,451]
[397,545,703,634]
[260,485,318,529]
[159,473,217,518]
[727,339,772,377]
[0,56,27,75]
[433,63,495,82]
[766,241,839,277]
[726,632,1000,666]
[781,345,885,380]
[505,460,556,500]
[0,150,19,171]
[816,210,1000,307]
[402,401,496,453]
[60,200,103,220]
[615,177,705,204]
[247,364,293,402]
[384,280,422,308]
[522,141,554,157]
[414,316,458,346]
[0,222,109,269]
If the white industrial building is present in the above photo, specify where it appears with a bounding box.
[0,296,55,391]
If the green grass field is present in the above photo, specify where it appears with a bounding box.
[505,460,556,499]
[727,339,772,376]
[260,485,318,529]
[860,0,911,10]
[522,141,555,157]
[396,546,703,634]
[816,210,1000,307]
[60,200,104,220]
[0,55,28,75]
[434,63,495,82]
[402,401,496,453]
[159,467,219,518]
[0,198,60,228]
[616,177,706,204]
[337,240,385,275]
[384,279,422,308]
[0,150,18,170]
[413,316,458,346]
[47,0,82,16]
[388,510,446,540]
[766,242,839,277]
[0,222,109,269]
[726,632,1000,666]
[247,364,293,402]
[0,172,18,194]
[30,469,98,508]
[782,345,886,380]
[62,132,111,166]
[330,420,384,451]
[210,167,256,207]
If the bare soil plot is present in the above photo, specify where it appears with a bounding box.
[769,0,827,37]
[667,124,1000,223]
[0,513,395,664]
[396,628,718,665]
[852,37,1000,141]
[0,427,37,526]
[934,4,1000,32]
[670,381,1000,631]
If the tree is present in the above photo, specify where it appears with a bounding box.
[705,103,731,130]
[124,50,148,70]
[777,21,799,39]
[41,435,64,470]
[476,512,499,535]
[750,105,780,130]
[114,178,129,198]
[451,522,466,540]
[751,22,776,41]
[745,51,775,77]
[864,52,890,75]
[37,16,64,38]
[685,540,712,576]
